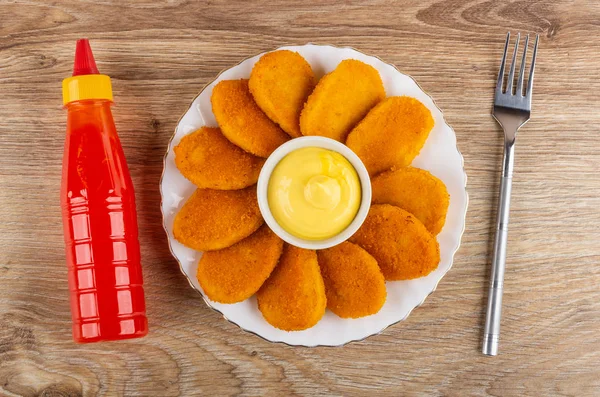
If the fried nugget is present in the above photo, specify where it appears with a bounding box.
[249,50,316,138]
[211,79,289,157]
[300,59,385,142]
[197,225,284,304]
[349,204,440,280]
[372,167,449,235]
[173,186,263,251]
[317,242,386,318]
[346,96,434,176]
[257,245,326,331]
[174,126,265,190]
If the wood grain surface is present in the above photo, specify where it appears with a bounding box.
[1,0,599,396]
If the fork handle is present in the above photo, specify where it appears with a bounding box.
[483,139,515,356]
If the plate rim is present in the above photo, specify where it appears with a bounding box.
[159,43,469,347]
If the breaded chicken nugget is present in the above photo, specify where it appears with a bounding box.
[349,204,440,280]
[372,167,449,235]
[257,245,326,331]
[174,126,265,190]
[346,96,434,176]
[300,59,385,142]
[317,242,386,318]
[197,225,284,304]
[173,186,263,251]
[249,50,316,138]
[211,79,289,157]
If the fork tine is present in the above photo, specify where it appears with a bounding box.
[526,35,539,97]
[516,35,529,96]
[496,32,510,94]
[507,33,520,94]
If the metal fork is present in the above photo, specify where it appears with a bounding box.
[482,32,539,356]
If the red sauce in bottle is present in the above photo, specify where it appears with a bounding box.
[61,39,148,342]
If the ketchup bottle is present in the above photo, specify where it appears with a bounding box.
[61,39,148,342]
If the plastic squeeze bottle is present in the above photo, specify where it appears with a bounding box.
[61,39,148,342]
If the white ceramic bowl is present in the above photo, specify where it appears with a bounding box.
[256,136,371,250]
[160,44,468,346]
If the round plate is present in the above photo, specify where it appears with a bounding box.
[160,44,468,347]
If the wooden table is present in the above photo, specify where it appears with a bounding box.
[1,1,599,395]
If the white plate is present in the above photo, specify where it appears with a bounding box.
[160,44,468,347]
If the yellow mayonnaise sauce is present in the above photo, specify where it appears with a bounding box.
[268,147,361,240]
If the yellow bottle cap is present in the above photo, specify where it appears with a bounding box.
[62,74,113,105]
